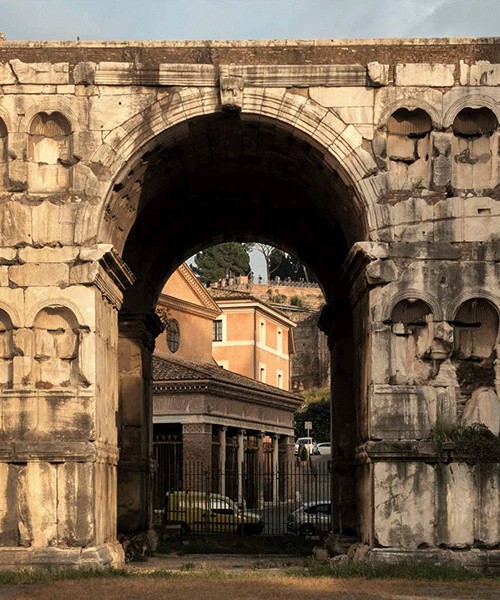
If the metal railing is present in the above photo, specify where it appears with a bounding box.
[152,456,332,536]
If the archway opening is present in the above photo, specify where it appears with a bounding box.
[110,111,367,540]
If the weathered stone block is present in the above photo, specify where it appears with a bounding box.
[17,462,58,548]
[9,264,69,287]
[366,259,397,285]
[371,385,437,440]
[0,63,16,85]
[437,463,474,548]
[374,462,435,548]
[18,247,78,264]
[73,62,97,85]
[395,63,455,87]
[367,62,389,87]
[460,61,500,86]
[10,60,69,85]
[309,86,373,108]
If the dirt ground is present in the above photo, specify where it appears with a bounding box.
[0,555,499,600]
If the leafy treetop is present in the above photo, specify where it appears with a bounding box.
[192,243,250,286]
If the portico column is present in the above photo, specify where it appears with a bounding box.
[257,431,266,509]
[219,426,227,495]
[272,434,280,502]
[237,429,245,506]
[118,311,164,533]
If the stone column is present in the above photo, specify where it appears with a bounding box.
[272,434,280,502]
[117,311,163,533]
[0,245,133,568]
[257,431,266,509]
[219,426,227,495]
[280,435,296,502]
[320,299,357,535]
[182,423,213,491]
[237,429,245,506]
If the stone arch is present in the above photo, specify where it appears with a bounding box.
[0,309,14,389]
[32,305,80,388]
[446,290,500,322]
[93,87,382,253]
[27,111,73,192]
[380,289,443,323]
[379,100,441,131]
[443,94,500,129]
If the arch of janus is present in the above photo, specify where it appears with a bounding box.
[0,38,499,569]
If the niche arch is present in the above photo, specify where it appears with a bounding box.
[32,305,80,388]
[385,107,433,190]
[451,106,499,189]
[28,111,73,192]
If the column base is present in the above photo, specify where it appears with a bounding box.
[0,541,125,570]
[369,547,500,574]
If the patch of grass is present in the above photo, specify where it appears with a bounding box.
[0,567,130,586]
[285,559,499,581]
[156,535,316,556]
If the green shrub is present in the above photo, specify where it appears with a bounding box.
[431,422,500,468]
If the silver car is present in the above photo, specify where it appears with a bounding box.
[315,442,331,456]
[294,437,317,456]
[287,501,332,535]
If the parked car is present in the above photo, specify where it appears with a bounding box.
[294,437,318,456]
[164,491,264,535]
[287,500,332,535]
[315,442,331,456]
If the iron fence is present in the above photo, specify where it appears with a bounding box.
[152,456,332,536]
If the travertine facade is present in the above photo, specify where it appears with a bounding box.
[0,37,499,569]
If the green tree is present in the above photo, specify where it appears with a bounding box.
[192,243,250,286]
[272,250,317,283]
[294,387,330,442]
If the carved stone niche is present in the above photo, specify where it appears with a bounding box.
[452,298,499,361]
[388,298,433,385]
[219,75,244,111]
[451,107,499,189]
[386,108,432,191]
[28,111,73,192]
[33,306,79,388]
[0,309,14,389]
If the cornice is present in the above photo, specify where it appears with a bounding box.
[157,293,221,320]
[153,377,302,411]
[177,263,221,313]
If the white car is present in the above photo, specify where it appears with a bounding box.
[294,437,317,456]
[316,442,331,456]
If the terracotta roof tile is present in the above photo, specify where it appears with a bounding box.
[153,354,301,402]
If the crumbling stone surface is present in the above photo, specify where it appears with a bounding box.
[0,37,498,569]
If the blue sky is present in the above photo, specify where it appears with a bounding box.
[3,0,500,41]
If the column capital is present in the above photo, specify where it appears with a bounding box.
[119,311,165,352]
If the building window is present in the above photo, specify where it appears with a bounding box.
[277,371,283,389]
[260,320,266,345]
[277,329,283,353]
[259,364,267,383]
[166,320,180,353]
[212,319,223,342]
